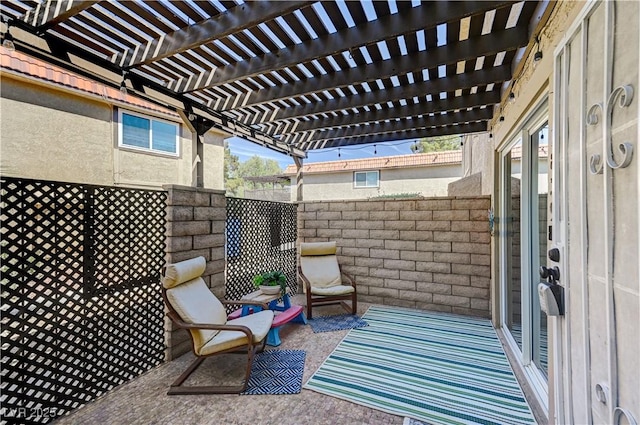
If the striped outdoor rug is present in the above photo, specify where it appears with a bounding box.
[304,306,535,425]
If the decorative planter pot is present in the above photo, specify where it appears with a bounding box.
[259,285,281,295]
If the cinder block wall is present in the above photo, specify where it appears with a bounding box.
[163,185,227,360]
[299,196,491,317]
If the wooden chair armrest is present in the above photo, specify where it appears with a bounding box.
[222,300,269,310]
[298,266,313,291]
[339,265,356,287]
[167,311,254,340]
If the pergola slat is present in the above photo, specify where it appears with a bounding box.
[287,108,493,145]
[5,0,548,154]
[113,1,313,68]
[180,1,515,92]
[244,65,511,125]
[302,122,488,150]
[220,28,527,111]
[285,91,501,134]
[20,0,98,30]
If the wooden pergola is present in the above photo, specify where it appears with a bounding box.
[1,1,551,158]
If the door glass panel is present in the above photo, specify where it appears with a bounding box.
[532,123,549,377]
[505,140,523,351]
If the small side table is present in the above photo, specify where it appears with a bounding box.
[230,289,307,346]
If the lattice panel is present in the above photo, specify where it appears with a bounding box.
[0,177,166,424]
[225,198,297,302]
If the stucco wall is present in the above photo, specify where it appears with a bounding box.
[462,133,494,195]
[292,164,461,201]
[0,76,224,190]
[1,77,113,184]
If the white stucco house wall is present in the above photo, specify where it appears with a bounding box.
[0,50,226,190]
[284,150,462,201]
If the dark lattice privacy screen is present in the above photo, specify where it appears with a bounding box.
[226,197,297,301]
[0,177,166,424]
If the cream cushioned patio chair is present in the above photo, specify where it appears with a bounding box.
[299,241,357,319]
[161,256,274,395]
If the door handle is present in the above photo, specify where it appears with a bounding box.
[539,266,560,282]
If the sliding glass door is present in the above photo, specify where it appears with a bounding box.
[498,105,549,404]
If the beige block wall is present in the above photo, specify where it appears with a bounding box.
[163,185,227,360]
[0,75,224,190]
[292,163,461,201]
[299,196,491,317]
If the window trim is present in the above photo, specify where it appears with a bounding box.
[117,109,180,157]
[353,170,379,188]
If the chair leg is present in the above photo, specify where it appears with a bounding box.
[170,356,206,389]
[167,346,256,395]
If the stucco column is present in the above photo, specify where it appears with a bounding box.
[180,111,229,189]
[294,156,303,201]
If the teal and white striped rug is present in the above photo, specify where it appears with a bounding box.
[304,305,536,425]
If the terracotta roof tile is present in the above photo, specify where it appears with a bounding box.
[0,49,177,116]
[284,150,462,175]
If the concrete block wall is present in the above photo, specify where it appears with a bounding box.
[163,184,227,360]
[299,196,492,317]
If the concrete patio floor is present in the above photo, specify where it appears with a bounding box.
[53,296,545,425]
[54,298,403,425]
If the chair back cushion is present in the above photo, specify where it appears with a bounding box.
[162,256,207,289]
[300,242,341,288]
[163,257,227,351]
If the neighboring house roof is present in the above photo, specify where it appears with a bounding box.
[284,150,462,175]
[510,144,549,159]
[0,50,177,116]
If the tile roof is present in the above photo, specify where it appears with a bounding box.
[284,150,462,175]
[0,49,177,116]
[510,144,549,159]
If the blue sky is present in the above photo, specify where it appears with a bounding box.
[226,136,421,170]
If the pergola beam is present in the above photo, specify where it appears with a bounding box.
[20,0,99,31]
[220,27,527,111]
[6,29,305,158]
[282,91,500,135]
[245,65,510,125]
[179,1,514,92]
[302,122,487,150]
[286,108,493,145]
[113,1,313,68]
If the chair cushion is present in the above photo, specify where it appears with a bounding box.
[311,284,355,296]
[198,310,274,356]
[300,241,337,256]
[300,254,342,288]
[165,277,227,352]
[162,256,206,289]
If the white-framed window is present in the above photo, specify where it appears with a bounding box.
[118,110,179,156]
[354,170,379,188]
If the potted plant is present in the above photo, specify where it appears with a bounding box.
[253,271,287,296]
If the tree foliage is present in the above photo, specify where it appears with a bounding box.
[411,135,462,153]
[224,142,243,196]
[237,155,282,184]
[224,143,284,197]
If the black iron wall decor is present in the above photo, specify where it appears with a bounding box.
[0,177,166,424]
[225,197,297,304]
